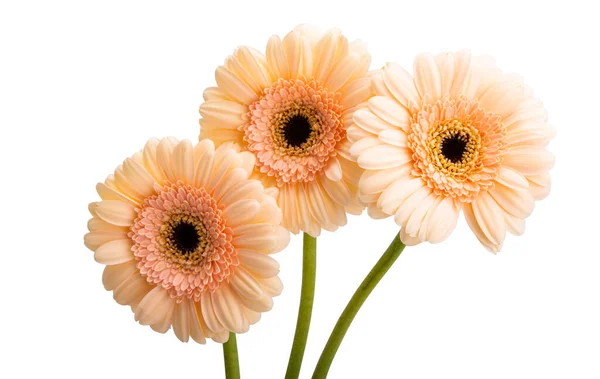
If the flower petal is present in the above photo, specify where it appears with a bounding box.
[368,96,411,127]
[95,200,136,227]
[414,53,442,102]
[94,239,134,265]
[358,145,412,170]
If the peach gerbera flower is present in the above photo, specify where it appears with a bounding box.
[199,25,373,236]
[350,51,555,252]
[84,138,289,343]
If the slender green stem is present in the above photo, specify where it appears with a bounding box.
[312,233,406,379]
[285,233,317,379]
[223,332,240,379]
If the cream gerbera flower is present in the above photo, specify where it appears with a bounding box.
[199,25,373,236]
[84,138,289,343]
[350,51,555,252]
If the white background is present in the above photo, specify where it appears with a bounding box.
[1,0,599,378]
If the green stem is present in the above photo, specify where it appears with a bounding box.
[285,233,317,379]
[312,233,406,379]
[223,332,240,379]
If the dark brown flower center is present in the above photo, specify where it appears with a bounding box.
[440,135,468,163]
[170,221,201,254]
[283,114,312,147]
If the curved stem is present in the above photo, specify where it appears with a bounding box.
[223,332,240,379]
[285,233,317,379]
[312,233,406,379]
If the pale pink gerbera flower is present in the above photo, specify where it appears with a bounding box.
[199,25,373,236]
[350,51,555,252]
[84,138,289,343]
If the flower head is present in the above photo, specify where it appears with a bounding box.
[199,25,373,236]
[84,138,289,343]
[350,51,555,252]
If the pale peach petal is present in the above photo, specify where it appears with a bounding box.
[172,140,195,184]
[495,167,529,190]
[135,287,176,326]
[259,276,283,296]
[479,76,530,119]
[239,151,256,176]
[464,203,502,253]
[96,182,136,205]
[471,192,506,248]
[282,29,311,78]
[156,138,178,182]
[340,77,373,109]
[95,200,136,227]
[324,157,343,182]
[113,273,151,308]
[378,129,408,147]
[295,183,319,237]
[378,177,424,215]
[383,63,420,108]
[220,180,263,208]
[414,53,442,101]
[234,46,272,89]
[212,285,248,333]
[84,229,129,251]
[266,35,290,79]
[102,261,138,291]
[213,168,249,203]
[240,294,274,313]
[94,239,134,265]
[189,302,207,344]
[313,29,344,82]
[394,186,433,226]
[215,66,258,105]
[371,70,394,97]
[203,86,229,101]
[199,100,247,129]
[230,267,265,301]
[490,182,534,219]
[400,228,421,246]
[349,137,381,160]
[325,54,360,92]
[172,300,191,343]
[238,250,280,278]
[359,165,411,195]
[358,145,412,170]
[424,196,460,243]
[368,96,411,127]
[503,146,555,176]
[141,138,164,182]
[193,142,215,189]
[367,204,389,219]
[233,233,276,253]
[200,291,226,333]
[320,175,352,206]
[223,199,260,226]
[207,148,242,192]
[505,213,526,236]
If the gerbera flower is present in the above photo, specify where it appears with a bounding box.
[84,138,289,343]
[350,51,555,252]
[199,25,373,236]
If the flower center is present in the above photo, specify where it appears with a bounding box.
[170,220,202,254]
[283,114,312,148]
[429,119,481,174]
[407,99,506,202]
[244,78,345,185]
[130,182,237,300]
[440,135,467,163]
